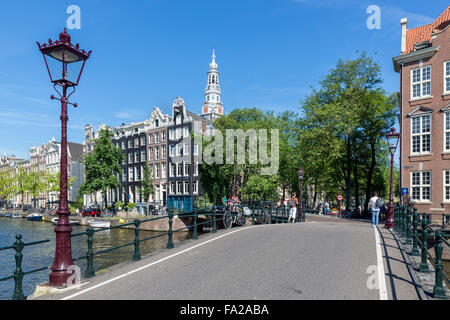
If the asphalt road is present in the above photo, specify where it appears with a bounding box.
[40,221,383,300]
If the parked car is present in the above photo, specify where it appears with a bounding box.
[82,208,101,217]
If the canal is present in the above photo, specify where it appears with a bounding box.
[0,217,192,300]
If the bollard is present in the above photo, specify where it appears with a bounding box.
[212,206,217,233]
[85,227,95,278]
[411,208,420,256]
[432,230,446,299]
[419,214,429,272]
[406,207,412,245]
[133,219,141,261]
[12,234,25,300]
[167,212,174,249]
[193,209,198,240]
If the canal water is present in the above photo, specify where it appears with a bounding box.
[0,217,192,300]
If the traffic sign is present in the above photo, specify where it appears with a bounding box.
[401,188,409,195]
[337,195,343,201]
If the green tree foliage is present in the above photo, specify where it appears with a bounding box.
[139,162,154,203]
[79,128,123,208]
[0,170,17,204]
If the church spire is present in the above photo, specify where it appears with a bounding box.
[202,49,223,117]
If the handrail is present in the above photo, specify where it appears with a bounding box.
[1,204,302,300]
[394,206,450,299]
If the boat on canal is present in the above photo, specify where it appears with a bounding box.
[12,213,22,218]
[27,213,44,221]
[51,217,81,226]
[88,220,111,228]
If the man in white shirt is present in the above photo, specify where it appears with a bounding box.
[369,192,381,226]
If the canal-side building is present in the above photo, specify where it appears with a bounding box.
[0,153,24,208]
[167,97,205,212]
[393,6,450,217]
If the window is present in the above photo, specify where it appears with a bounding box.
[162,163,166,178]
[169,145,175,157]
[177,144,183,156]
[445,62,450,94]
[121,141,125,150]
[128,139,133,148]
[141,149,146,162]
[177,181,182,194]
[411,171,431,202]
[135,166,140,181]
[193,143,198,155]
[141,136,146,146]
[411,66,431,99]
[148,133,153,144]
[155,146,160,160]
[411,114,431,154]
[134,137,139,147]
[162,145,167,158]
[135,151,139,163]
[184,162,189,176]
[129,152,134,163]
[129,167,134,182]
[169,129,175,140]
[193,181,198,194]
[445,170,450,201]
[162,131,166,141]
[184,181,189,194]
[149,147,153,160]
[184,143,189,156]
[176,114,181,125]
[445,113,450,152]
[176,128,182,139]
[193,162,199,176]
[177,163,182,177]
[170,163,175,177]
[184,127,189,137]
[155,164,160,178]
[169,182,174,194]
[155,132,160,143]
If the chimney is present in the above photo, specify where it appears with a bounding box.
[401,18,407,53]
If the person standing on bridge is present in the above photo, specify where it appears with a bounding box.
[369,192,382,226]
[288,194,299,223]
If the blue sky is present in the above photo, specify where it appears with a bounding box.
[0,0,448,158]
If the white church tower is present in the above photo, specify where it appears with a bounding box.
[202,49,223,118]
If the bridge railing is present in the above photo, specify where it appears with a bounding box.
[0,204,304,300]
[394,206,450,299]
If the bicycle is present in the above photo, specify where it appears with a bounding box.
[222,204,250,229]
[258,206,271,224]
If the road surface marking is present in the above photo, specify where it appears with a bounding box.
[374,225,388,300]
[61,227,249,300]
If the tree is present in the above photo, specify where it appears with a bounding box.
[79,128,123,209]
[0,170,17,205]
[138,162,154,209]
[16,167,29,208]
[299,52,397,215]
[26,171,46,208]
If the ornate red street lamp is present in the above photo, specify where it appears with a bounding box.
[37,29,91,286]
[297,169,304,222]
[385,128,400,230]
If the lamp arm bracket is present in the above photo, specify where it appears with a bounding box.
[53,84,62,99]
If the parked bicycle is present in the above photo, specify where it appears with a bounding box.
[223,204,251,229]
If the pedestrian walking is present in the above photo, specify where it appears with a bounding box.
[324,201,330,216]
[318,201,323,215]
[288,194,299,223]
[369,192,382,226]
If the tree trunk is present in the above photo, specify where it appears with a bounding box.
[345,135,352,213]
[353,161,359,216]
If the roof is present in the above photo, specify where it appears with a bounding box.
[404,6,450,54]
[67,142,83,161]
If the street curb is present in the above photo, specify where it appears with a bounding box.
[390,230,428,300]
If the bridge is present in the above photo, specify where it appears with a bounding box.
[2,206,449,301]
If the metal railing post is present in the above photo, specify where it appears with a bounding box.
[133,219,141,261]
[394,206,398,232]
[193,209,198,240]
[419,214,429,272]
[406,207,412,245]
[432,230,446,299]
[85,227,95,278]
[401,206,407,238]
[411,208,420,256]
[167,212,174,249]
[212,206,217,233]
[12,234,25,300]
